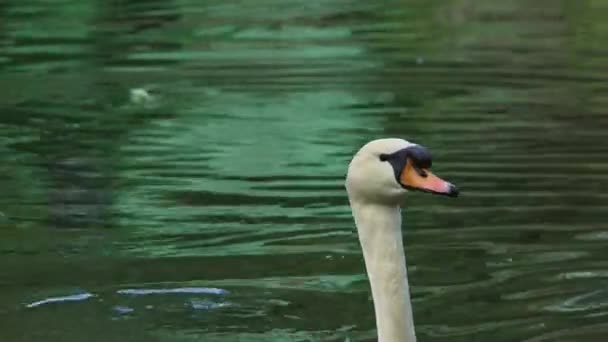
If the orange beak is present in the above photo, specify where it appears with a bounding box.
[399,160,458,197]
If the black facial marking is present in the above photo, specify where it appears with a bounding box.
[379,145,433,182]
[406,145,432,169]
[379,150,408,181]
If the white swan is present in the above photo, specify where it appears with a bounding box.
[346,138,458,342]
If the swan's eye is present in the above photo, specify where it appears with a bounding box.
[379,154,389,162]
[414,166,428,178]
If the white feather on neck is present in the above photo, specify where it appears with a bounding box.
[350,200,417,342]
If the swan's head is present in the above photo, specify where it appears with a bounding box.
[346,138,458,205]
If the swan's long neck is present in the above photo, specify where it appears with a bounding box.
[350,201,416,342]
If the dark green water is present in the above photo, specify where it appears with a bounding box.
[2,0,608,341]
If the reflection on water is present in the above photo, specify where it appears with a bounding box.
[1,0,608,341]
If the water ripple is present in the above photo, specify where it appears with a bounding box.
[2,0,608,341]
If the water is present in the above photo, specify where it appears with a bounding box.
[1,0,608,341]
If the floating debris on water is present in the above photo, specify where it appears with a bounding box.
[113,305,135,314]
[26,292,95,308]
[129,88,154,104]
[189,299,229,310]
[117,287,229,296]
